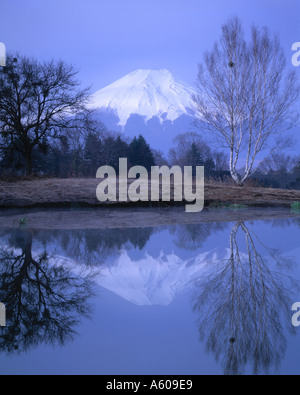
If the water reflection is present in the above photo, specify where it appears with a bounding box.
[0,217,299,375]
[0,229,97,354]
[192,221,298,375]
[170,222,228,250]
[0,226,155,355]
[28,228,154,266]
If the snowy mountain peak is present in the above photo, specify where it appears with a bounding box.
[89,69,196,127]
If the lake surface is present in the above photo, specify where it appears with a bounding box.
[0,208,300,375]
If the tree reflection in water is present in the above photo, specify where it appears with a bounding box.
[170,222,229,250]
[0,226,154,355]
[0,230,97,354]
[192,221,298,375]
[28,227,154,266]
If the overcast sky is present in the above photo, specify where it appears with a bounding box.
[1,0,300,92]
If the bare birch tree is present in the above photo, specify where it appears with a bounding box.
[192,221,297,374]
[193,16,300,185]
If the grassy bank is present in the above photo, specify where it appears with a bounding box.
[1,177,300,209]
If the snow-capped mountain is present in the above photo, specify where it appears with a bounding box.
[89,69,197,127]
[88,69,199,152]
[95,248,218,306]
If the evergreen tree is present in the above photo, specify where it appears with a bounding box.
[186,142,203,167]
[186,142,204,177]
[109,136,129,170]
[128,135,155,171]
[84,132,103,175]
[204,158,216,177]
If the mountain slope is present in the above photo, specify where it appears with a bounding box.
[89,69,197,127]
[95,248,217,306]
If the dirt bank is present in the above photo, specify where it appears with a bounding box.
[1,178,300,209]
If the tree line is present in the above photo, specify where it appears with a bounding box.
[0,122,232,180]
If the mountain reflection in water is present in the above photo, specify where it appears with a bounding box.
[0,215,299,375]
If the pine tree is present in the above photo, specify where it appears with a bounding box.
[128,135,155,171]
[84,132,103,175]
[187,143,203,166]
[186,143,205,177]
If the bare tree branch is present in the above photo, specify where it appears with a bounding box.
[193,16,300,185]
[0,54,91,175]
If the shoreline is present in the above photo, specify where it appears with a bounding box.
[0,206,299,230]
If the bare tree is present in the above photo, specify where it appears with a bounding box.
[192,221,297,374]
[193,16,300,185]
[0,54,90,175]
[0,230,96,353]
[168,132,212,167]
[257,152,300,175]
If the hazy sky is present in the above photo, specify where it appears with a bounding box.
[1,0,300,92]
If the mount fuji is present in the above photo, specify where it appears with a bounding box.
[89,69,199,152]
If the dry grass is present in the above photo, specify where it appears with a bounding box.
[0,177,300,208]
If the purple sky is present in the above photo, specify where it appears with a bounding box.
[1,0,300,92]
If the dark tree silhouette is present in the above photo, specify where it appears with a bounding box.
[128,135,155,171]
[84,132,103,175]
[186,143,203,167]
[0,54,90,175]
[0,230,96,354]
[170,222,229,250]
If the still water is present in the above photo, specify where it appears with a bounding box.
[0,208,300,375]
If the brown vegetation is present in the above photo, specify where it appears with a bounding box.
[1,178,300,209]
